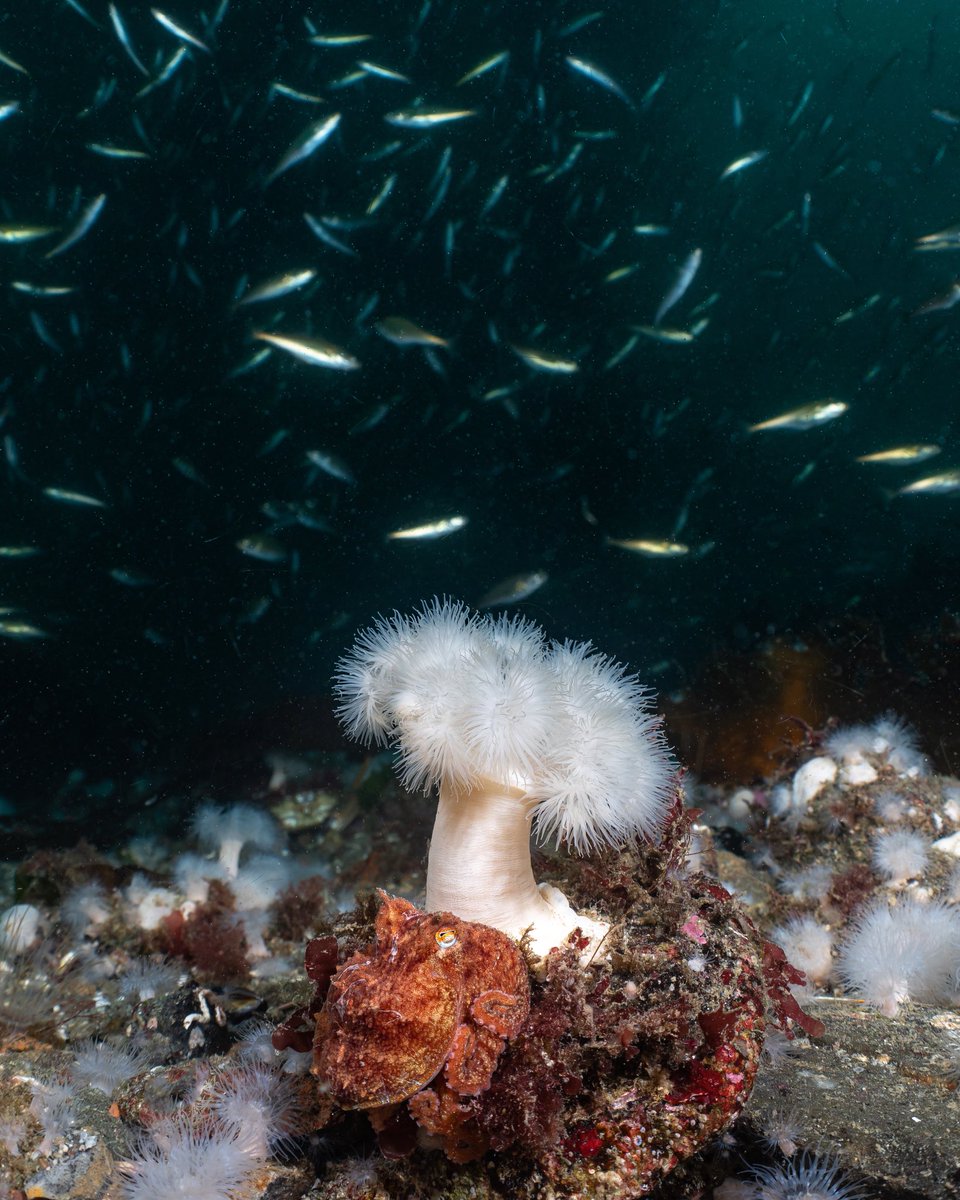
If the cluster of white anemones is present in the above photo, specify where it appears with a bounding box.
[765,718,960,1018]
[770,713,929,825]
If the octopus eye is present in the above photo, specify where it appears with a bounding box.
[435,927,458,949]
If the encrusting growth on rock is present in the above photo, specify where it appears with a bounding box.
[304,801,820,1194]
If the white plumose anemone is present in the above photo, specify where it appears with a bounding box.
[837,896,960,1016]
[334,598,676,958]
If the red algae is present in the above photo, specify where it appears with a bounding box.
[160,881,251,984]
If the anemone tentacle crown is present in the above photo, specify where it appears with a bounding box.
[334,598,676,958]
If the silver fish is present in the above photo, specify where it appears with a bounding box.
[308,34,372,47]
[236,269,316,307]
[478,570,548,606]
[811,241,849,277]
[237,534,287,561]
[0,620,48,640]
[375,316,449,347]
[45,193,107,259]
[269,82,325,104]
[480,174,509,217]
[108,4,148,75]
[303,212,357,256]
[632,325,695,344]
[366,173,396,214]
[357,60,410,83]
[306,450,355,484]
[605,537,690,558]
[654,248,702,326]
[0,224,57,243]
[787,81,814,127]
[856,445,941,465]
[565,56,633,107]
[385,108,475,129]
[86,142,150,160]
[110,568,154,587]
[749,400,848,432]
[253,330,360,371]
[136,46,188,98]
[511,344,578,373]
[43,486,108,508]
[265,113,341,185]
[387,515,468,540]
[915,224,960,251]
[641,71,667,109]
[897,469,960,496]
[914,282,960,316]
[0,49,28,75]
[457,51,508,86]
[151,9,211,53]
[719,150,768,180]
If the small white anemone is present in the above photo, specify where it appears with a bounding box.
[117,958,182,1002]
[70,1038,150,1096]
[873,789,909,824]
[124,874,180,932]
[208,1064,301,1159]
[824,724,873,765]
[789,756,837,818]
[173,853,229,904]
[191,804,281,879]
[234,1017,311,1073]
[837,895,960,1016]
[28,1074,78,1157]
[230,856,295,911]
[871,829,929,886]
[825,714,928,785]
[758,1106,803,1158]
[334,598,677,958]
[749,1150,869,1200]
[119,1118,258,1200]
[770,914,833,989]
[60,882,112,939]
[0,1115,26,1155]
[777,863,834,902]
[870,713,925,775]
[943,783,960,824]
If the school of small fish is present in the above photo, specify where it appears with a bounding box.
[0,0,955,697]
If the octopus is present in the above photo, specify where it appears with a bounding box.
[312,890,530,1161]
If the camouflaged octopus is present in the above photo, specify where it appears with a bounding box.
[312,891,530,1161]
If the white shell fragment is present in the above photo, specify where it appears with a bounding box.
[931,829,960,858]
[791,756,838,811]
[839,761,879,787]
[0,903,44,952]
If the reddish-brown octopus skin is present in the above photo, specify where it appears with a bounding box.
[312,892,530,1112]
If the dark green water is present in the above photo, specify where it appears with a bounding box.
[0,0,957,813]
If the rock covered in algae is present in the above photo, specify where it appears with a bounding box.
[308,804,815,1198]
